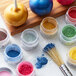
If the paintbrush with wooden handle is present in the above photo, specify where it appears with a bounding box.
[43,43,73,76]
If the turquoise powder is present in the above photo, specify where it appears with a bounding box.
[23,33,36,42]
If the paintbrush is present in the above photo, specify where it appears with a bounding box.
[43,43,73,76]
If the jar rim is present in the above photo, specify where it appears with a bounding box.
[41,17,58,32]
[66,6,76,21]
[21,29,39,45]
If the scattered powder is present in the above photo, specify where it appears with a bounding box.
[69,10,76,18]
[0,31,7,41]
[62,25,76,38]
[0,71,11,76]
[7,50,20,57]
[35,56,48,69]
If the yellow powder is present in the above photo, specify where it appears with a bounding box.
[43,21,56,30]
[69,47,76,60]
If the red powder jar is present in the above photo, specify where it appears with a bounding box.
[65,6,76,25]
[17,61,35,76]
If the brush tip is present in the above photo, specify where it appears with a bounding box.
[43,43,55,52]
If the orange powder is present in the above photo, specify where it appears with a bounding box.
[43,21,56,30]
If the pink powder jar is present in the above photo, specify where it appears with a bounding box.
[17,61,35,76]
[65,6,76,25]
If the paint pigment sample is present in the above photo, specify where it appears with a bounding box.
[0,71,11,76]
[0,31,7,41]
[62,25,76,38]
[7,50,20,57]
[23,33,36,42]
[18,61,33,75]
[69,10,76,18]
[35,57,48,69]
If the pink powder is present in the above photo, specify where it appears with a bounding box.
[0,71,11,76]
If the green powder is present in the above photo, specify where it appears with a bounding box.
[62,25,76,38]
[23,33,36,42]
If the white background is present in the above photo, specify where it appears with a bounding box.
[0,15,76,76]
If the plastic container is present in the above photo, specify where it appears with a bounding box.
[21,29,39,50]
[65,6,76,25]
[40,17,58,36]
[0,67,14,76]
[67,47,76,66]
[17,61,35,76]
[60,24,76,45]
[4,44,23,64]
[0,28,9,49]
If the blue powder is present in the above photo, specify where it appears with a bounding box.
[35,57,48,69]
[7,50,20,57]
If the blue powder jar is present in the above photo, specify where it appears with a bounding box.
[21,29,39,50]
[4,44,23,64]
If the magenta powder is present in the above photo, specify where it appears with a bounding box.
[0,71,11,76]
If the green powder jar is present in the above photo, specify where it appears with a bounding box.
[60,24,76,45]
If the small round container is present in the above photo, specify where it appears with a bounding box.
[21,29,39,50]
[0,67,14,76]
[65,6,76,25]
[17,61,35,76]
[40,17,58,36]
[60,24,76,45]
[67,47,76,66]
[4,44,23,64]
[0,28,9,49]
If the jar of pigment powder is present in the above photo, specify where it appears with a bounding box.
[40,17,58,36]
[0,28,9,49]
[60,24,76,45]
[65,6,76,25]
[4,44,23,64]
[67,47,76,66]
[17,61,35,76]
[21,29,39,50]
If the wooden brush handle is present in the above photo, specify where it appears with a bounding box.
[59,64,73,76]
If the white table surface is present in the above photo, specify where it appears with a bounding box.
[0,15,76,76]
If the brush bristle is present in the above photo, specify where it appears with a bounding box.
[43,43,55,52]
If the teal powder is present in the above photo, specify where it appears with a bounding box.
[23,33,36,42]
[7,50,20,57]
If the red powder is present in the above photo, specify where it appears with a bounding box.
[69,10,76,18]
[18,62,33,75]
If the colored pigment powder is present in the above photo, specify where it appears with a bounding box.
[18,62,33,75]
[43,21,56,30]
[0,31,7,41]
[7,50,20,57]
[69,10,76,18]
[0,71,11,76]
[69,47,76,60]
[23,33,36,42]
[62,25,76,38]
[35,57,48,69]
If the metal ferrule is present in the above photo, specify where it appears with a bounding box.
[59,64,73,76]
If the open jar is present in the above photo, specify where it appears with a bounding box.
[0,28,10,49]
[65,6,76,25]
[60,24,76,45]
[4,44,23,64]
[40,17,58,36]
[67,47,76,66]
[21,29,39,50]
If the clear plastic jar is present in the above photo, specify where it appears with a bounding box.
[0,28,10,49]
[60,24,76,45]
[65,6,76,25]
[21,29,39,50]
[40,17,58,36]
[67,47,76,66]
[4,44,23,64]
[17,61,35,76]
